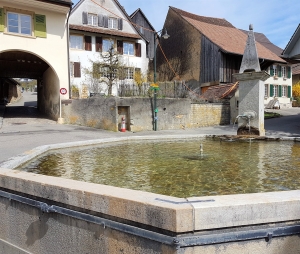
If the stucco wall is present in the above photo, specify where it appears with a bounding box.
[62,97,230,131]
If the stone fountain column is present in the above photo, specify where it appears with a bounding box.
[233,24,270,136]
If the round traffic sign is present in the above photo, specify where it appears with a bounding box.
[60,88,67,95]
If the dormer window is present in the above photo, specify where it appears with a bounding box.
[88,13,97,26]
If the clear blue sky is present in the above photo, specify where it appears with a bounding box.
[71,0,300,50]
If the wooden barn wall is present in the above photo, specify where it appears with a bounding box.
[131,12,155,59]
[220,53,242,83]
[200,36,221,84]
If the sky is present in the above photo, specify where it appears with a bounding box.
[71,0,300,49]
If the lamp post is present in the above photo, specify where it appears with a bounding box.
[152,29,170,131]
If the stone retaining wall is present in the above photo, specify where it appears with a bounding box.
[62,97,230,131]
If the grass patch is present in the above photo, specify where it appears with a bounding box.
[264,111,281,119]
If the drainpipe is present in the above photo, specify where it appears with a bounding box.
[66,4,72,99]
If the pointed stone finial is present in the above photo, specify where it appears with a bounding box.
[239,24,261,73]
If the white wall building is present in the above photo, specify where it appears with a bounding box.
[69,0,149,97]
[264,64,293,108]
[0,0,71,119]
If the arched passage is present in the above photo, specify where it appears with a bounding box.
[0,50,60,120]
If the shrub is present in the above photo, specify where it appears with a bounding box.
[293,83,300,98]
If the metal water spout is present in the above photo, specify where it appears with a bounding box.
[234,110,257,133]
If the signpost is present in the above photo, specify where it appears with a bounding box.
[58,88,67,124]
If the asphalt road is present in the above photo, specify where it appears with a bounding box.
[0,92,300,165]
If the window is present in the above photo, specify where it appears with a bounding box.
[125,68,134,79]
[123,42,134,55]
[108,18,117,29]
[7,12,31,35]
[273,65,277,76]
[70,62,81,78]
[273,85,278,97]
[102,39,114,52]
[264,84,269,97]
[282,85,287,97]
[88,13,97,26]
[70,35,83,49]
[282,66,286,78]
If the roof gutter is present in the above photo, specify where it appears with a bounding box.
[37,0,72,7]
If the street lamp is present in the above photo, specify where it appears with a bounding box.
[152,28,170,131]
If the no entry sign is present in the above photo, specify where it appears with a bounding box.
[60,88,67,95]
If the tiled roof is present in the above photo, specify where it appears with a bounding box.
[69,24,141,39]
[171,7,234,28]
[292,64,300,75]
[240,29,283,57]
[200,83,238,102]
[171,7,285,63]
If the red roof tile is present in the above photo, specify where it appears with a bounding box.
[200,83,238,102]
[292,64,300,75]
[171,7,285,63]
[69,24,141,39]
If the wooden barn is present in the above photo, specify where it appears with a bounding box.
[157,7,286,93]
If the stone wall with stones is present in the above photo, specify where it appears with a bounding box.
[61,97,230,132]
[189,103,231,128]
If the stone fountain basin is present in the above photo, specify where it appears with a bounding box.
[1,134,300,233]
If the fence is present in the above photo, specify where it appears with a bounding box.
[117,81,189,98]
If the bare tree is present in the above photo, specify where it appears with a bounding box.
[84,45,128,96]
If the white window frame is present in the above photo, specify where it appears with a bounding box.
[70,62,74,77]
[273,85,278,97]
[125,68,134,79]
[273,65,277,76]
[102,39,114,52]
[108,17,118,29]
[264,84,269,97]
[70,35,84,50]
[7,11,32,36]
[88,13,98,26]
[123,42,134,56]
[282,66,286,78]
[282,85,287,97]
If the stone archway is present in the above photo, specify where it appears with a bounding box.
[0,50,60,120]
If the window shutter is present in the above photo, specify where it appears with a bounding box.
[118,18,123,30]
[34,14,47,38]
[74,62,81,78]
[117,40,123,55]
[98,14,104,27]
[135,43,141,57]
[84,36,92,51]
[278,85,282,97]
[104,15,108,28]
[278,66,282,77]
[287,66,291,78]
[270,66,274,76]
[0,8,4,32]
[270,84,274,97]
[82,12,88,25]
[96,37,102,52]
[288,86,292,98]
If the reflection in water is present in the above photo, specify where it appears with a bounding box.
[17,139,300,198]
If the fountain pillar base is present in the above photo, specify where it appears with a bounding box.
[237,126,260,136]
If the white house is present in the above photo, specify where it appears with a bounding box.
[69,0,149,97]
[0,0,72,119]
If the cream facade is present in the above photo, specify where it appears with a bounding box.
[0,0,71,119]
[264,64,293,108]
[69,0,149,97]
